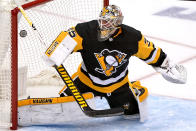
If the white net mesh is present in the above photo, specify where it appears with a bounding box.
[18,0,103,85]
[0,0,105,128]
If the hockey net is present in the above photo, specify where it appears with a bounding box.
[0,0,108,129]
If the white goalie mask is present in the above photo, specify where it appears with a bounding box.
[98,5,124,41]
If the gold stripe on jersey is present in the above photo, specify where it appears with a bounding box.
[133,35,155,60]
[45,31,68,57]
[146,47,161,65]
[78,67,129,93]
[134,35,162,65]
[113,27,122,38]
[58,72,78,95]
[69,27,83,52]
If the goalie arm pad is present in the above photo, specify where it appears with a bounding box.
[153,56,187,84]
[44,28,83,66]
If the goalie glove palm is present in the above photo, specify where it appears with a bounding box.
[154,57,187,84]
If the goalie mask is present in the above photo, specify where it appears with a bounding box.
[98,5,124,41]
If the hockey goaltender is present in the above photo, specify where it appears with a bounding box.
[18,5,187,126]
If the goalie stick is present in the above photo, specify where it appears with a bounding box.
[55,65,124,117]
[16,2,124,117]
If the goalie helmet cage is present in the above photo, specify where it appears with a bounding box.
[0,0,109,130]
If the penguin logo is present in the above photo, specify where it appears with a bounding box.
[94,49,127,76]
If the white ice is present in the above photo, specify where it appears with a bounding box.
[17,0,196,130]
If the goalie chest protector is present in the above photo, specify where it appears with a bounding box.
[75,20,142,86]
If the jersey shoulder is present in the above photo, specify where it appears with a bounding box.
[121,24,142,42]
[75,20,98,38]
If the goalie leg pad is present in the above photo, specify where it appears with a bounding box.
[18,93,94,126]
[125,81,148,122]
[131,81,148,102]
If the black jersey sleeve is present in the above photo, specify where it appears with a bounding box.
[75,20,98,39]
[75,23,86,38]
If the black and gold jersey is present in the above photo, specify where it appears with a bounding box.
[64,20,166,93]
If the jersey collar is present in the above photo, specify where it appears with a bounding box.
[112,27,122,39]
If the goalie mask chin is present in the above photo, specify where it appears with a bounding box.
[97,5,124,41]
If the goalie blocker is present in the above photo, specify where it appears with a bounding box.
[44,29,79,66]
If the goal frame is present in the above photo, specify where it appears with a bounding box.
[10,0,109,130]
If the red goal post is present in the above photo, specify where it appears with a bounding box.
[0,0,109,130]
